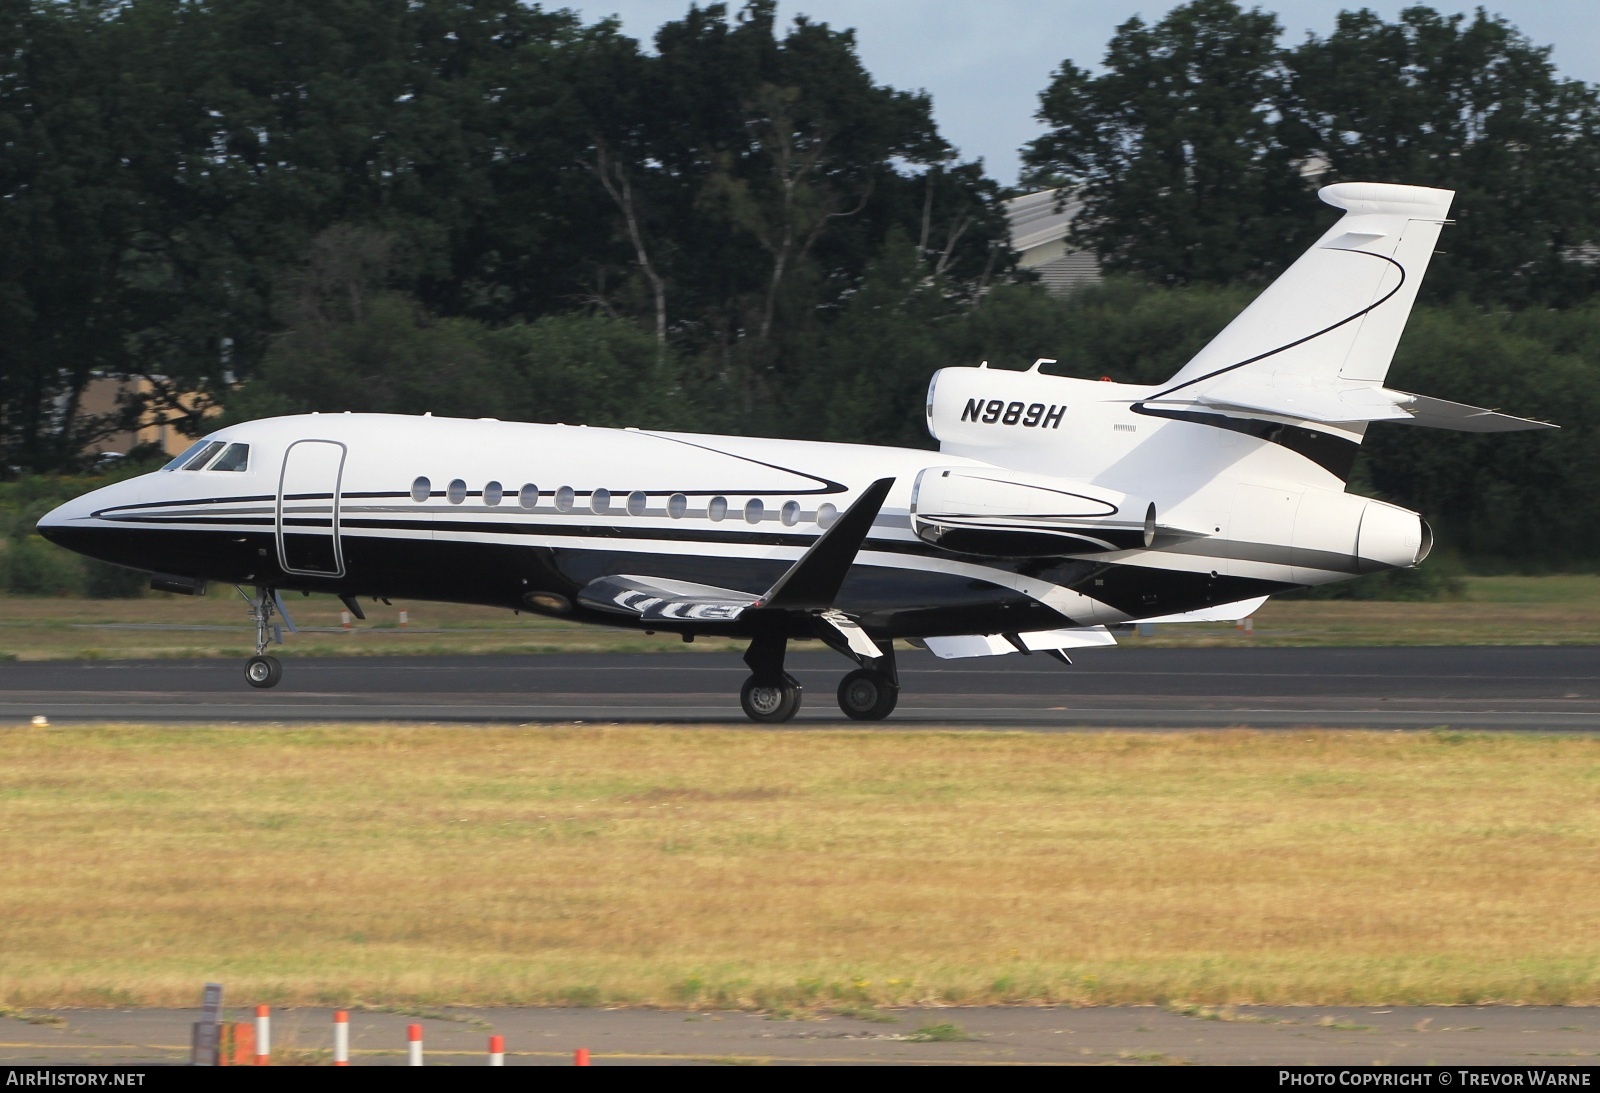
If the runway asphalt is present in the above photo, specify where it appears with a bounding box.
[3,1005,1598,1066]
[2,645,1598,729]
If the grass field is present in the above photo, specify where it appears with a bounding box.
[0,575,1597,661]
[2,724,1598,1010]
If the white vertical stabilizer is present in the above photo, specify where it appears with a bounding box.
[1152,182,1453,402]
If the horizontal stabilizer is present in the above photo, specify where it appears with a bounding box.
[1397,393,1557,433]
[1164,382,1555,432]
[1185,383,1413,424]
[924,626,1116,660]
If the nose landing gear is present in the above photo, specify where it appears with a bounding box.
[237,585,292,689]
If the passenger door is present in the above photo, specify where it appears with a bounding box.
[276,440,346,577]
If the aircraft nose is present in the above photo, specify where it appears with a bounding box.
[35,496,86,545]
[33,479,142,563]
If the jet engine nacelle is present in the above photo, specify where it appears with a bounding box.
[910,466,1163,558]
[1355,497,1433,574]
[1232,483,1432,582]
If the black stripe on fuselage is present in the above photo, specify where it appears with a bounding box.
[85,505,1363,576]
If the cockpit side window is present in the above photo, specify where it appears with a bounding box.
[209,443,250,472]
[179,441,226,471]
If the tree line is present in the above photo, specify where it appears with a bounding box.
[1,0,1597,575]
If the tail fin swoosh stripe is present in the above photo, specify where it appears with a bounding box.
[1147,251,1404,403]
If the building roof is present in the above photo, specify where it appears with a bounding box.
[1003,188,1082,254]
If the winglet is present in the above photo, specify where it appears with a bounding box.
[757,478,895,611]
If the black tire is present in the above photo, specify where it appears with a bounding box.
[740,674,802,723]
[245,654,282,689]
[837,668,898,720]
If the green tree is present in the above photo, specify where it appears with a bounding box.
[1022,0,1309,286]
[1284,7,1600,306]
[0,1,173,471]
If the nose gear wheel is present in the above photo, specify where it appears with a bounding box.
[245,654,283,689]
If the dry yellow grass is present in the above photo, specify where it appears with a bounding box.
[2,724,1598,1010]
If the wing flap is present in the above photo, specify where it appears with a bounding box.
[1138,595,1269,624]
[924,626,1117,660]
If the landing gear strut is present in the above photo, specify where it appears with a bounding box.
[238,585,285,689]
[740,633,802,723]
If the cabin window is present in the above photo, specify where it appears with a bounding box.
[781,500,800,526]
[817,502,838,529]
[447,479,468,504]
[708,496,728,522]
[518,483,539,509]
[483,481,503,506]
[668,493,688,519]
[210,443,250,472]
[744,498,764,524]
[411,476,431,502]
[555,486,575,512]
[180,441,226,471]
[591,488,611,514]
[627,490,647,517]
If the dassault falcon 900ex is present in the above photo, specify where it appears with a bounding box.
[39,183,1553,721]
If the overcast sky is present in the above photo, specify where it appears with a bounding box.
[552,1,1600,188]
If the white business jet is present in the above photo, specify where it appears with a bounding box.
[38,183,1552,721]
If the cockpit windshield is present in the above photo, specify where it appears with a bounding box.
[161,438,250,472]
[179,441,226,470]
[162,438,212,470]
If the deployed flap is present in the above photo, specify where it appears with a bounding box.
[924,626,1116,660]
[758,477,895,610]
[577,574,757,622]
[1139,595,1269,624]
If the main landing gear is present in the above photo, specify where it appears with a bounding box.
[837,667,898,720]
[740,674,802,723]
[737,631,899,724]
[739,633,802,722]
[238,585,289,689]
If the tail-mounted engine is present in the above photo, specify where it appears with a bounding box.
[910,467,1199,558]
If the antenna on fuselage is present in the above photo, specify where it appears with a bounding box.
[1029,358,1057,373]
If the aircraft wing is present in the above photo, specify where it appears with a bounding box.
[575,478,899,629]
[577,574,757,622]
